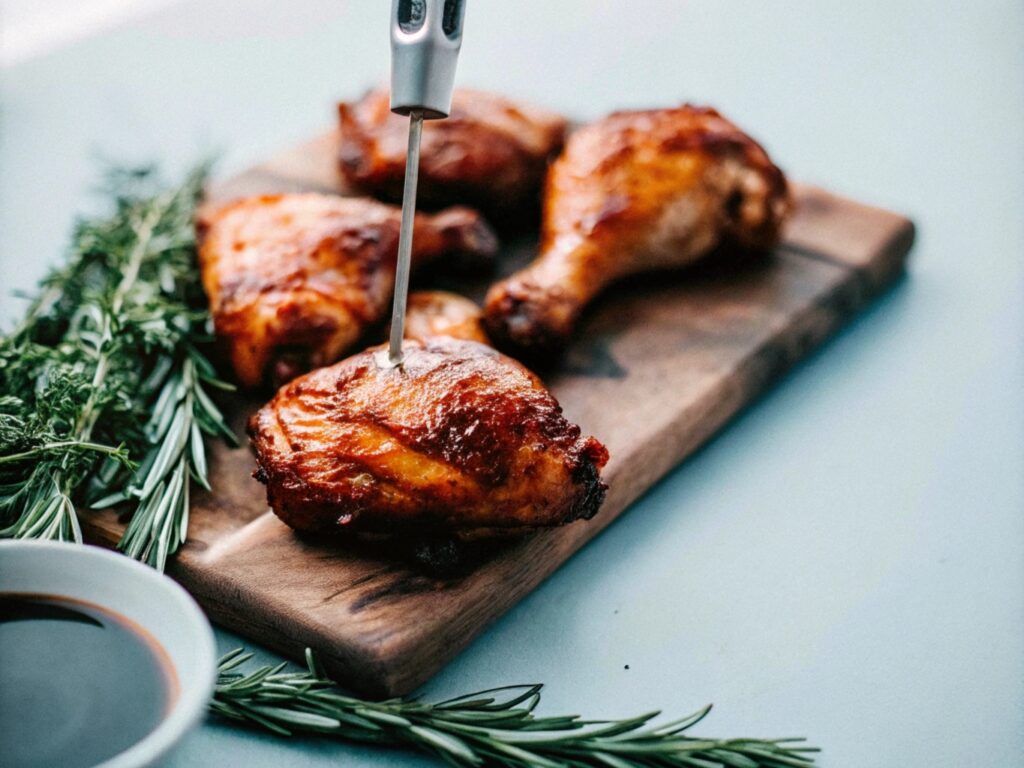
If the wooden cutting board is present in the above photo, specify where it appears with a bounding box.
[84,131,914,696]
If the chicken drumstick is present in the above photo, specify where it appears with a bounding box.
[484,105,791,356]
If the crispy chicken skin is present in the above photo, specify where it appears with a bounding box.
[338,88,567,216]
[248,339,608,538]
[402,291,490,345]
[484,105,791,356]
[197,193,497,388]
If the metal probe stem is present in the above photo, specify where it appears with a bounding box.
[386,110,424,367]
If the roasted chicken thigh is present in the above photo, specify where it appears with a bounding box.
[198,193,496,388]
[484,105,791,356]
[249,339,608,539]
[338,88,567,217]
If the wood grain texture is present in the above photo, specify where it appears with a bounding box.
[84,129,915,696]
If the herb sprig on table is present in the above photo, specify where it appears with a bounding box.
[213,648,819,767]
[0,164,236,570]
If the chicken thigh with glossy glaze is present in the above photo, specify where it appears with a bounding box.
[249,338,608,540]
[338,88,567,217]
[484,105,791,356]
[198,193,497,388]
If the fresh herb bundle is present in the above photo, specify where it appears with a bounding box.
[0,164,236,570]
[213,648,819,767]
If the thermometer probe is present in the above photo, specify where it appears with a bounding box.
[380,0,466,368]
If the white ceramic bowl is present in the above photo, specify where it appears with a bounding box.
[0,540,216,767]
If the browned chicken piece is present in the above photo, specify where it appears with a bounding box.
[198,193,497,388]
[338,88,567,217]
[402,291,490,345]
[249,338,608,540]
[484,105,791,356]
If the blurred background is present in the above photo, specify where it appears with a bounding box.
[5,0,1020,304]
[2,2,1022,766]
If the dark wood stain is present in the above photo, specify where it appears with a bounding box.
[350,574,447,613]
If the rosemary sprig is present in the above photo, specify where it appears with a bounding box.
[212,648,819,767]
[93,350,238,571]
[0,163,236,570]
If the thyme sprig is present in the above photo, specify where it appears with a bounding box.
[0,164,236,569]
[212,648,819,767]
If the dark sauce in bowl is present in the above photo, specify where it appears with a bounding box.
[0,593,177,768]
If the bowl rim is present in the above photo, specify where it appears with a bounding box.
[0,539,217,768]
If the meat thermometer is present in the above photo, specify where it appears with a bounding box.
[380,0,467,368]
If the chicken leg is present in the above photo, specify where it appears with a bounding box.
[484,105,790,356]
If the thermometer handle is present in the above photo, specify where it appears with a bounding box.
[390,0,467,118]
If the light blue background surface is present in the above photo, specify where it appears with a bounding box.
[2,2,1022,765]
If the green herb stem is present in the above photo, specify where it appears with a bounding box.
[0,440,130,466]
[211,648,819,768]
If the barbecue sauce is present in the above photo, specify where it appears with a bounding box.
[0,593,176,768]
